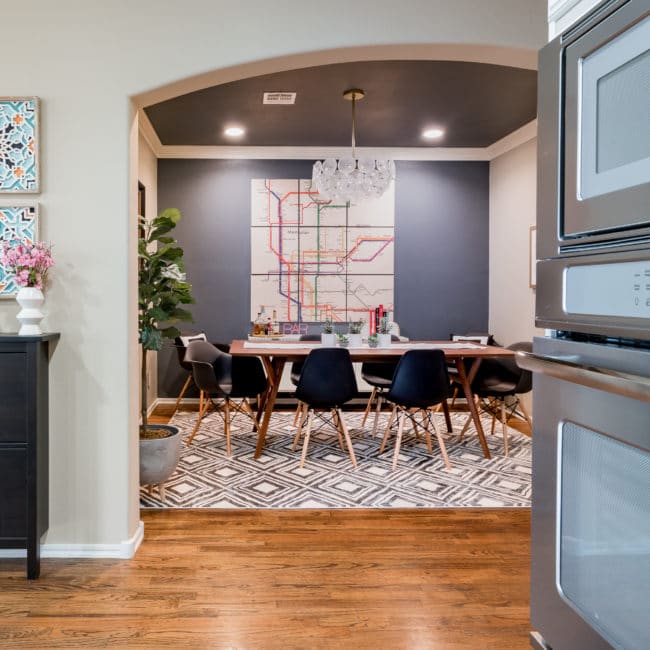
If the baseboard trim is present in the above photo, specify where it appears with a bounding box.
[0,521,145,559]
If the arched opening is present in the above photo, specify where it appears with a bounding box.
[129,41,538,513]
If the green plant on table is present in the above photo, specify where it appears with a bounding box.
[367,333,379,348]
[337,333,349,347]
[139,208,195,431]
[378,316,391,334]
[322,317,334,334]
[348,319,365,334]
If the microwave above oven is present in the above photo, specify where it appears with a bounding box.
[538,0,650,258]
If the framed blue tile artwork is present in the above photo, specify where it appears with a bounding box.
[0,205,39,297]
[0,98,40,193]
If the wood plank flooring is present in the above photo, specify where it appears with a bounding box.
[0,509,531,649]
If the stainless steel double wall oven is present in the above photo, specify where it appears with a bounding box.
[522,0,650,648]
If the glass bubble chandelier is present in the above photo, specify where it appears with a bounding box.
[311,88,395,204]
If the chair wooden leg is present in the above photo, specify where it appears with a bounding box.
[422,409,433,454]
[518,397,533,430]
[458,414,472,441]
[299,410,313,468]
[187,390,208,445]
[337,409,357,468]
[361,387,377,427]
[371,393,383,438]
[442,399,453,433]
[490,412,497,436]
[241,398,260,431]
[379,406,397,454]
[158,483,166,502]
[411,408,420,439]
[431,415,452,470]
[500,399,509,457]
[392,410,405,471]
[332,409,345,450]
[449,387,459,408]
[172,373,193,416]
[292,401,303,426]
[292,403,309,451]
[224,400,232,457]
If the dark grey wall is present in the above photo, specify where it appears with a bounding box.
[156,159,488,397]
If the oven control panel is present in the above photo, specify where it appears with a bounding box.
[564,260,650,318]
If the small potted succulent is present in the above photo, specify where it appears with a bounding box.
[347,318,365,347]
[367,332,379,348]
[337,333,349,348]
[378,316,392,347]
[321,317,336,346]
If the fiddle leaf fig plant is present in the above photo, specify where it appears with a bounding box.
[139,208,194,430]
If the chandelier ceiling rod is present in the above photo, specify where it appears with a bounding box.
[343,88,365,159]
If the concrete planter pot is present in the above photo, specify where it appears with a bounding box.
[139,424,182,488]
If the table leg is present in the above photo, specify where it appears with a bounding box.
[254,357,286,459]
[455,358,491,459]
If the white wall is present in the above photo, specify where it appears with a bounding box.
[0,0,546,551]
[489,138,544,346]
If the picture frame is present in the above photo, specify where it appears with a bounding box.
[0,97,40,193]
[529,225,537,289]
[0,204,40,298]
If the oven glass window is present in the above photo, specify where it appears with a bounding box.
[559,422,650,649]
[580,15,650,200]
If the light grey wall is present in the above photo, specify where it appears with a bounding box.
[157,159,489,397]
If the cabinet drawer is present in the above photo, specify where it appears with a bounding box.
[0,449,27,539]
[0,353,28,443]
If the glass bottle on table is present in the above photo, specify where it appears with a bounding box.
[254,308,266,336]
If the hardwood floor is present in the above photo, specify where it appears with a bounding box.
[0,509,531,649]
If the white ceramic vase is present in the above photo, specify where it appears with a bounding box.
[16,286,45,336]
[321,332,336,347]
[348,333,362,348]
[378,333,392,348]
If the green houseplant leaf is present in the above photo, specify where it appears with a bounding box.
[139,209,195,430]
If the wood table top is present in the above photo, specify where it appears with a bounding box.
[229,339,514,361]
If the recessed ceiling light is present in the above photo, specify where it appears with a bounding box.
[422,128,445,139]
[224,126,245,137]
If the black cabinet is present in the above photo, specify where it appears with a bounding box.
[0,333,59,579]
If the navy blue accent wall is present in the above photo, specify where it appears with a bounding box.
[156,159,489,397]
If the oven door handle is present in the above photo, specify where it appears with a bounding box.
[516,351,650,403]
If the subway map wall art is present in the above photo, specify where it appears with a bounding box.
[251,178,394,324]
[0,97,40,193]
[0,205,39,297]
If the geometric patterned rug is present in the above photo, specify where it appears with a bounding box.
[140,410,531,509]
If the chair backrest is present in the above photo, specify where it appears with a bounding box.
[174,332,207,371]
[295,348,358,408]
[387,349,450,409]
[509,341,533,394]
[184,340,231,393]
[472,340,533,395]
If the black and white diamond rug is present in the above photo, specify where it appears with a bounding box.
[140,410,531,509]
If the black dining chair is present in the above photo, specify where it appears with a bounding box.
[171,333,231,416]
[457,341,533,456]
[289,334,322,425]
[379,349,452,471]
[292,348,358,468]
[359,334,400,437]
[184,340,268,455]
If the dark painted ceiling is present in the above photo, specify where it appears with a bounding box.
[145,60,537,148]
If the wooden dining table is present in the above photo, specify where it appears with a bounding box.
[229,339,515,461]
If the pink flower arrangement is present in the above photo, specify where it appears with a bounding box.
[1,241,54,290]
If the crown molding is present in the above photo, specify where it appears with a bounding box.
[486,120,537,160]
[138,114,537,163]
